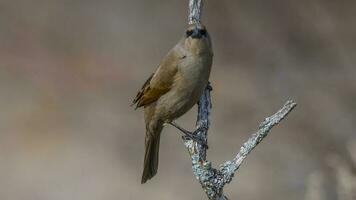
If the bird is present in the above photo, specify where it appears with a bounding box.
[132,23,213,184]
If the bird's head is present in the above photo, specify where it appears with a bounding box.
[182,24,212,54]
[185,24,208,39]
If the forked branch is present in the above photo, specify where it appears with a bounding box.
[183,84,296,199]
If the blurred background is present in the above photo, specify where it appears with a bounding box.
[0,0,355,199]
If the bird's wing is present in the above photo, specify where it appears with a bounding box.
[132,50,181,108]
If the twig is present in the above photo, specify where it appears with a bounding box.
[188,0,203,25]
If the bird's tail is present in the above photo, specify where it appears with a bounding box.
[141,124,163,184]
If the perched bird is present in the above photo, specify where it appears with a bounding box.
[132,24,213,184]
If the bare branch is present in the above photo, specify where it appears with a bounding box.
[218,100,297,186]
[182,84,297,199]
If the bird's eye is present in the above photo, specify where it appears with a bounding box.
[186,30,193,37]
[200,29,207,36]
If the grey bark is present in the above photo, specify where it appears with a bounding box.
[188,0,203,25]
[183,83,296,199]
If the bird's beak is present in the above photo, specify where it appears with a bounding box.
[191,26,202,39]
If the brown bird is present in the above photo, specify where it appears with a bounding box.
[132,24,213,184]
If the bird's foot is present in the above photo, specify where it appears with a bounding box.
[182,134,208,149]
[168,122,208,148]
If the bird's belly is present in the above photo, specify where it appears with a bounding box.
[157,55,212,121]
[158,86,204,121]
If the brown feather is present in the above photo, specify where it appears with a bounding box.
[141,122,163,184]
[132,49,181,109]
[132,73,154,108]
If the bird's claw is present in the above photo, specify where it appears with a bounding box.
[182,127,208,149]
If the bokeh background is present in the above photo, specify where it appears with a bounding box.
[1,0,355,200]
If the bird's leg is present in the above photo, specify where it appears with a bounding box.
[168,121,208,148]
[168,121,191,135]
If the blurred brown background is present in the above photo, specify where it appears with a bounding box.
[0,0,355,200]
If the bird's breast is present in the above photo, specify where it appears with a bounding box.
[156,53,212,120]
[178,53,212,89]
